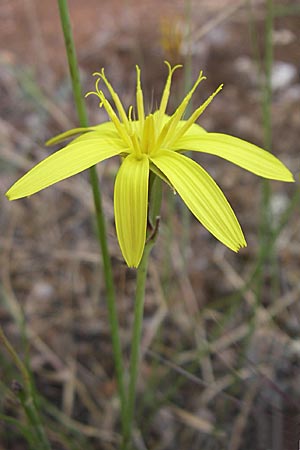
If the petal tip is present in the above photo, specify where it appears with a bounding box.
[5,191,12,201]
[45,138,52,146]
[230,236,247,253]
[279,167,294,182]
[238,240,247,251]
[5,185,19,201]
[5,188,24,201]
[231,240,247,253]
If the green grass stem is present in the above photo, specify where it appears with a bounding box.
[256,0,274,301]
[180,0,193,266]
[122,175,162,449]
[122,242,153,450]
[56,0,127,434]
[0,327,51,450]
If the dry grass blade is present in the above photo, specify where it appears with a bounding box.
[228,382,259,450]
[170,405,225,437]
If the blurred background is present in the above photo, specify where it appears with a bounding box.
[1,0,300,449]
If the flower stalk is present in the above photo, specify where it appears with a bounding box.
[122,241,153,450]
[56,0,127,433]
[122,173,162,450]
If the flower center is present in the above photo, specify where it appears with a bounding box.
[85,62,223,161]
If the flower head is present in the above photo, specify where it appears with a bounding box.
[6,62,294,267]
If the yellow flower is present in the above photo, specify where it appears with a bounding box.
[6,62,294,267]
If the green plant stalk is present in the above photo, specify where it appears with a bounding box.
[272,187,300,239]
[274,4,300,16]
[180,0,193,266]
[0,413,33,438]
[256,0,274,298]
[0,327,51,450]
[122,242,153,450]
[122,176,162,449]
[261,0,273,209]
[238,0,275,365]
[56,0,127,433]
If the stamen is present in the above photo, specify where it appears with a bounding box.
[85,76,104,105]
[98,91,132,148]
[130,133,142,159]
[151,120,172,155]
[157,61,182,124]
[85,91,97,98]
[94,69,131,134]
[156,70,206,148]
[136,66,145,133]
[169,84,223,146]
[141,114,155,155]
[95,77,102,95]
[128,105,133,122]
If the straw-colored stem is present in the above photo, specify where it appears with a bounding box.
[57,0,127,433]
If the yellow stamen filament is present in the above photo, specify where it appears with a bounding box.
[158,61,182,123]
[98,92,132,148]
[169,84,223,146]
[127,105,134,134]
[93,69,131,135]
[151,120,173,155]
[141,114,155,155]
[128,105,134,122]
[85,77,103,103]
[130,133,142,159]
[157,71,206,147]
[136,66,145,133]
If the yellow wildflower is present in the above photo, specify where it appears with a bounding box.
[6,63,294,267]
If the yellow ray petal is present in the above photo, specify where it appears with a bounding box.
[151,150,246,251]
[173,132,294,182]
[6,136,125,200]
[45,122,116,146]
[176,121,207,136]
[152,114,206,155]
[69,130,126,148]
[114,154,149,268]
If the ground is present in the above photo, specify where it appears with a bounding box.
[1,0,300,449]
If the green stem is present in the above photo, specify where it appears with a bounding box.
[122,175,162,449]
[256,0,274,298]
[0,327,51,450]
[122,242,153,450]
[56,0,127,433]
[57,0,88,127]
[181,0,193,268]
